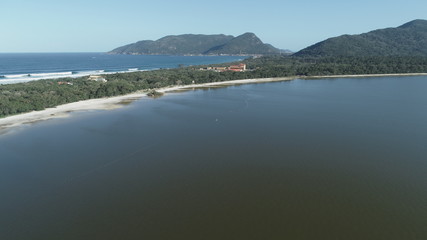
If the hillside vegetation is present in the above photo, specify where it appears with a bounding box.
[295,20,427,57]
[109,33,280,55]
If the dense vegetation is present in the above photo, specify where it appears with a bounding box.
[109,33,280,55]
[245,55,427,76]
[295,19,427,57]
[0,68,250,117]
[202,33,279,55]
[1,55,427,118]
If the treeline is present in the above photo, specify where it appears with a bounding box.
[0,69,251,117]
[244,55,427,76]
[1,55,427,118]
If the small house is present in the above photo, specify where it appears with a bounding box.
[88,75,107,82]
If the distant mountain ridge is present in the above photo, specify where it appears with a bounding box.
[295,19,427,57]
[109,33,280,55]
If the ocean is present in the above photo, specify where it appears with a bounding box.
[1,76,426,239]
[0,53,244,84]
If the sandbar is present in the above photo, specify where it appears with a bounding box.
[0,73,426,133]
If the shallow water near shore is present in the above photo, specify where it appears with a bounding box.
[1,76,427,239]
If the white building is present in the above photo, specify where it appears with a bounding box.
[88,75,107,82]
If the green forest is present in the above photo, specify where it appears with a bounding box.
[1,55,427,118]
[294,20,427,57]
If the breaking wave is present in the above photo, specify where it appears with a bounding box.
[30,71,73,77]
[0,69,144,84]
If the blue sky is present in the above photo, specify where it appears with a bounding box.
[1,0,426,52]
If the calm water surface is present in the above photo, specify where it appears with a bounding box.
[1,76,426,239]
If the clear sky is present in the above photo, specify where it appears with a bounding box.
[1,0,426,52]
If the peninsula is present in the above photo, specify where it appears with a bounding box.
[1,19,427,123]
[3,73,427,133]
[109,33,281,55]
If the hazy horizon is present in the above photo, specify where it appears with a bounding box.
[1,0,426,53]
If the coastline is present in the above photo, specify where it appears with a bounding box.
[301,72,427,79]
[1,73,426,133]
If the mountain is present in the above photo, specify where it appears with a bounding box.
[279,49,294,55]
[110,34,233,55]
[109,33,280,55]
[295,19,427,57]
[202,33,279,55]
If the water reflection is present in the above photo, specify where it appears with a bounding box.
[0,77,426,239]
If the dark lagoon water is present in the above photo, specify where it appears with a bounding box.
[1,76,427,239]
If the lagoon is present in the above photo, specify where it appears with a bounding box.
[1,76,427,239]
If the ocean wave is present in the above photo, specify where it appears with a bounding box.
[0,78,34,84]
[30,72,73,77]
[3,74,31,79]
[0,68,145,84]
[74,70,105,75]
[0,71,74,84]
[0,54,244,85]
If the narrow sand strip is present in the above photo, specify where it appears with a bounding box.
[0,77,295,132]
[0,74,426,132]
[0,91,150,132]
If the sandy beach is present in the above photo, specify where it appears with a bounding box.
[0,77,294,132]
[0,91,148,132]
[0,73,426,132]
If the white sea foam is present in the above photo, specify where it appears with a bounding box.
[0,68,149,84]
[30,72,73,77]
[0,78,33,84]
[4,74,30,78]
[73,70,105,77]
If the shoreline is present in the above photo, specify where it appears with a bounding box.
[1,73,426,133]
[301,72,427,79]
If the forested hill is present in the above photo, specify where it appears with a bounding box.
[294,19,427,57]
[108,33,280,55]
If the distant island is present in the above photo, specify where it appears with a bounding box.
[110,19,427,57]
[108,33,283,56]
